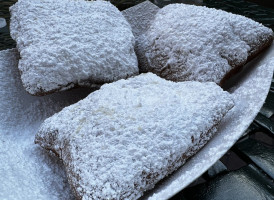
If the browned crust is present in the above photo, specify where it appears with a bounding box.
[22,78,102,96]
[219,35,273,87]
[63,151,83,200]
[18,67,137,96]
[35,132,83,200]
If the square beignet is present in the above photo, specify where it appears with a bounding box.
[10,0,138,95]
[35,73,234,199]
[138,3,273,85]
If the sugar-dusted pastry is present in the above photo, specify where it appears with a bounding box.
[10,0,138,96]
[35,73,234,199]
[138,3,273,85]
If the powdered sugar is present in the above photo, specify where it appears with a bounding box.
[122,1,160,75]
[0,48,92,200]
[36,73,233,199]
[10,0,138,95]
[139,3,273,84]
[122,1,159,37]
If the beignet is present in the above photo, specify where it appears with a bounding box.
[138,4,273,85]
[35,73,234,199]
[10,0,138,95]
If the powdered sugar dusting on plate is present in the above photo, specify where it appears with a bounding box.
[0,48,92,200]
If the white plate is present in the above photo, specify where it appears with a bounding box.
[0,2,273,199]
